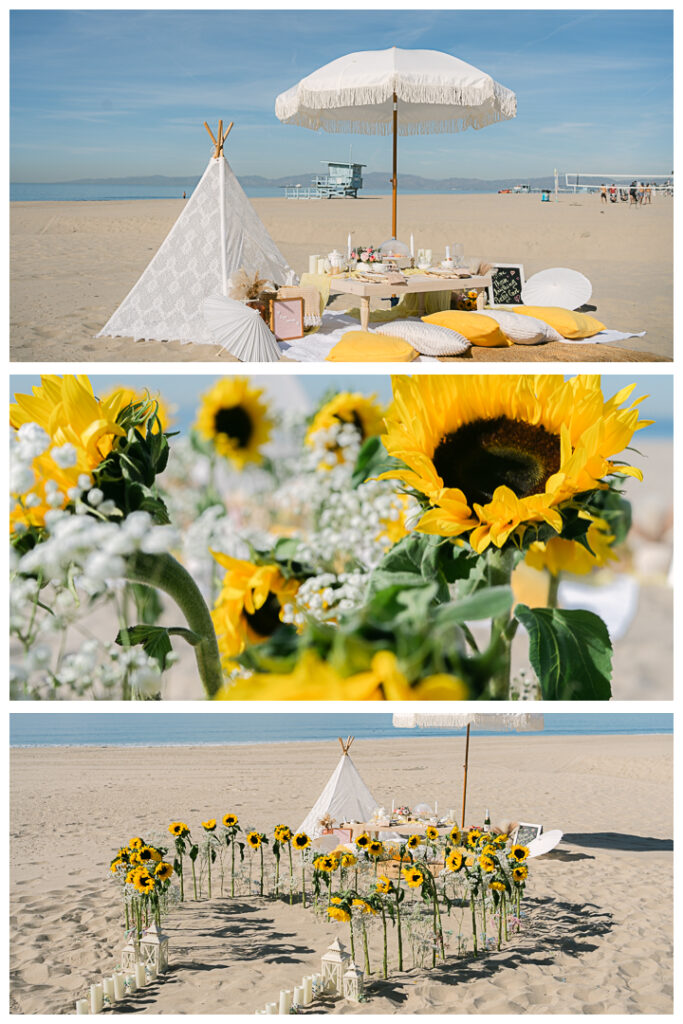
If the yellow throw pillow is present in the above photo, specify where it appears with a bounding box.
[326,331,418,362]
[422,311,512,348]
[508,306,605,339]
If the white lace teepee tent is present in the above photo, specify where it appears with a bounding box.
[97,120,296,347]
[298,738,382,840]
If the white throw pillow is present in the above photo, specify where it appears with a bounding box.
[481,308,563,343]
[373,319,471,356]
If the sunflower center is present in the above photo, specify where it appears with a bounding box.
[214,405,253,448]
[433,416,561,506]
[334,410,365,438]
[244,592,282,637]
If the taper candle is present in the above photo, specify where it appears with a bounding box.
[410,234,414,257]
[347,233,352,258]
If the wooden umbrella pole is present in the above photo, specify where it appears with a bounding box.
[392,91,398,238]
[461,724,471,828]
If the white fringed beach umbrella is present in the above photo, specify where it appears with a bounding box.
[393,713,543,827]
[275,47,516,237]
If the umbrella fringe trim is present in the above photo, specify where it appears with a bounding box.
[277,111,513,136]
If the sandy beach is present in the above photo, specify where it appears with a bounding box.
[9,732,673,1015]
[10,192,672,363]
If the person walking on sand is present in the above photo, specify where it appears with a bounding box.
[600,184,607,204]
[609,184,618,203]
[629,181,639,206]
[644,183,652,204]
[183,191,187,200]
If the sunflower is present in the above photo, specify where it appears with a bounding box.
[425,826,439,842]
[328,904,351,922]
[494,834,509,847]
[195,378,272,468]
[128,837,144,850]
[246,831,262,850]
[512,865,528,882]
[211,554,300,663]
[479,854,496,873]
[216,648,468,701]
[406,834,421,850]
[202,820,217,831]
[355,833,371,850]
[340,852,357,868]
[314,855,338,873]
[403,868,424,888]
[481,844,497,857]
[154,861,174,882]
[381,376,649,554]
[134,871,156,895]
[448,826,461,845]
[292,832,311,850]
[110,858,126,873]
[376,875,392,894]
[523,517,618,577]
[446,850,463,872]
[10,374,127,531]
[352,898,377,915]
[306,392,386,453]
[126,867,145,885]
[169,822,190,838]
[138,845,162,864]
[274,825,292,843]
[489,879,506,892]
[128,852,142,866]
[368,840,383,858]
[466,829,482,849]
[223,813,239,828]
[509,844,529,863]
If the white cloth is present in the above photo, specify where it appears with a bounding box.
[297,753,382,840]
[97,157,296,345]
[555,329,646,345]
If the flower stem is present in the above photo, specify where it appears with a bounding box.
[231,840,235,897]
[288,844,293,905]
[547,571,560,609]
[470,896,478,956]
[124,551,223,698]
[191,857,198,900]
[362,919,371,975]
[381,905,388,979]
[207,845,212,899]
[485,547,518,699]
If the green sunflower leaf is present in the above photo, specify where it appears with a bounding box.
[115,624,178,670]
[351,435,407,487]
[436,586,514,624]
[514,604,612,700]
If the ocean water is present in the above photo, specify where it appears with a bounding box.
[10,182,489,202]
[9,713,672,748]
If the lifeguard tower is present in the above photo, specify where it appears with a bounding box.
[282,160,365,199]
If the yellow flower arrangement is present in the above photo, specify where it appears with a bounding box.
[211,554,300,663]
[381,375,648,553]
[216,648,468,701]
[195,378,273,468]
[10,374,127,531]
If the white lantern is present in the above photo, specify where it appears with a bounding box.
[139,921,169,974]
[120,936,138,971]
[321,937,351,993]
[343,961,365,1003]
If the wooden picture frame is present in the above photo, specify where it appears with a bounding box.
[486,262,525,306]
[270,297,304,340]
[513,822,543,846]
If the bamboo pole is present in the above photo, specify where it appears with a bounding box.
[461,724,471,827]
[391,91,398,238]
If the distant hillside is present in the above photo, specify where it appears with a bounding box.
[44,171,558,191]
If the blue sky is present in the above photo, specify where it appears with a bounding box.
[10,9,672,182]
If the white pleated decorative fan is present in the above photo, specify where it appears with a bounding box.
[521,268,592,310]
[203,294,281,362]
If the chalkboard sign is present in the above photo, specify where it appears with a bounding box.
[487,263,525,306]
[514,822,543,847]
